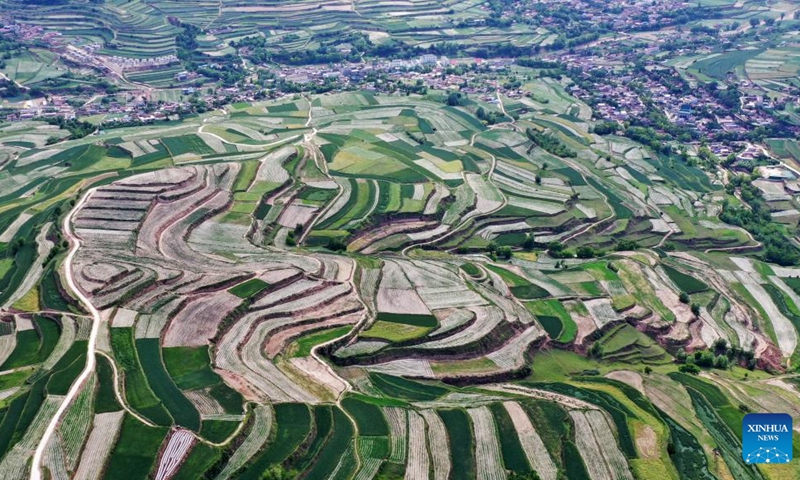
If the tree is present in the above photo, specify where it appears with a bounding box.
[644,366,652,375]
[522,234,536,251]
[679,363,700,374]
[749,18,760,27]
[690,303,701,316]
[576,246,595,259]
[497,246,513,260]
[714,354,729,369]
[679,292,690,304]
[446,91,462,106]
[695,350,714,367]
[326,237,346,251]
[615,239,638,251]
[676,348,687,363]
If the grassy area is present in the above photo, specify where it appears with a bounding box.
[288,326,351,358]
[341,395,390,436]
[662,265,708,294]
[525,299,577,342]
[484,264,550,299]
[136,339,201,430]
[111,328,173,426]
[439,409,476,480]
[228,278,269,298]
[163,346,243,414]
[361,321,432,342]
[105,415,169,480]
[1,315,60,369]
[369,373,448,401]
[238,403,312,480]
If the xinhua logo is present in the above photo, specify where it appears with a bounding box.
[742,413,793,464]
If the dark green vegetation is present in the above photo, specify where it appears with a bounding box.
[200,419,239,443]
[110,328,172,426]
[104,414,169,480]
[136,339,200,430]
[489,403,530,473]
[173,443,221,480]
[95,353,121,412]
[294,405,333,472]
[304,407,355,480]
[439,409,475,480]
[660,410,716,480]
[662,265,708,294]
[228,278,269,298]
[369,373,448,402]
[342,396,389,436]
[538,315,563,339]
[375,312,438,328]
[163,346,243,414]
[238,404,312,480]
[1,315,60,369]
[45,340,87,395]
[526,382,637,458]
[485,264,550,299]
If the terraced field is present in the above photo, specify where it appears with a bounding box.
[0,90,798,480]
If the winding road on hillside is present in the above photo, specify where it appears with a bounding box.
[31,188,101,480]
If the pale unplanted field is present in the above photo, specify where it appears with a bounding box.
[570,410,634,480]
[163,291,242,347]
[502,402,557,480]
[155,429,194,480]
[73,411,125,480]
[420,409,450,480]
[277,203,318,229]
[468,406,507,480]
[404,411,430,480]
[376,287,430,315]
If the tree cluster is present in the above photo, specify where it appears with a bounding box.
[525,128,576,158]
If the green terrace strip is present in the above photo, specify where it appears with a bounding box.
[524,381,638,458]
[172,443,220,480]
[0,316,60,370]
[484,264,550,299]
[293,405,333,472]
[104,415,169,480]
[488,402,531,474]
[199,419,240,443]
[136,338,201,431]
[525,299,577,343]
[110,328,173,426]
[342,395,390,436]
[162,346,243,414]
[368,373,448,402]
[661,264,709,294]
[228,278,270,298]
[439,408,476,480]
[238,403,312,480]
[95,354,122,413]
[45,340,87,395]
[289,326,352,358]
[304,407,355,480]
